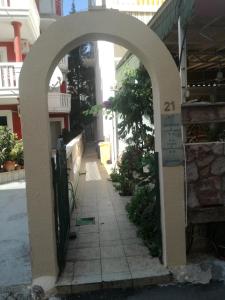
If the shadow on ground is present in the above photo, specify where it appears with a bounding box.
[58,282,225,300]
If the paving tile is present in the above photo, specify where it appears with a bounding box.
[99,223,118,233]
[116,214,129,222]
[98,211,115,217]
[100,230,120,242]
[77,232,99,244]
[74,259,101,277]
[72,274,101,285]
[122,238,144,246]
[99,215,116,224]
[127,256,169,277]
[102,257,129,274]
[100,239,122,247]
[66,248,77,261]
[120,229,137,240]
[57,262,74,285]
[77,224,99,234]
[102,272,131,282]
[81,208,98,215]
[71,247,100,261]
[100,245,125,258]
[123,244,149,257]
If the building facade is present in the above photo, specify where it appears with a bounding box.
[0,0,70,148]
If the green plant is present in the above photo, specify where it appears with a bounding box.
[0,126,17,164]
[0,127,24,167]
[110,168,121,182]
[126,185,162,257]
[13,140,24,165]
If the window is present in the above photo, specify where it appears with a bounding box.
[0,116,7,126]
[0,111,13,131]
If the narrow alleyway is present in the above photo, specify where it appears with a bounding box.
[57,143,170,293]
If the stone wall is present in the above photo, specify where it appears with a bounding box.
[185,142,225,208]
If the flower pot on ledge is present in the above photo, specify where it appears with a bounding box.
[3,161,16,172]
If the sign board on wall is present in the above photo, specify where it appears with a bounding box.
[161,113,183,167]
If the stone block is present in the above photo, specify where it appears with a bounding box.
[186,162,198,182]
[211,157,225,175]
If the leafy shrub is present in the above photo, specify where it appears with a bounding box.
[110,168,121,182]
[0,126,24,167]
[126,185,162,257]
[0,126,16,164]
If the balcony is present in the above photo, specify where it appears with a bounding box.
[48,93,71,113]
[0,62,22,101]
[0,0,40,43]
[0,62,71,113]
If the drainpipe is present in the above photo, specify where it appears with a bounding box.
[11,21,22,62]
[178,17,187,103]
[178,16,188,226]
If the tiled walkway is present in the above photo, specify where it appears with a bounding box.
[57,144,170,293]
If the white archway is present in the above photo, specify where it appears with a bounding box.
[20,10,186,285]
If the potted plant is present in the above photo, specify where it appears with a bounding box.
[0,126,17,172]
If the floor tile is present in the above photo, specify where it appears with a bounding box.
[77,232,99,244]
[122,238,144,246]
[123,244,149,257]
[127,256,168,277]
[71,247,100,261]
[102,272,131,282]
[99,215,116,224]
[72,274,101,285]
[100,230,120,242]
[99,222,117,232]
[100,245,125,258]
[74,259,101,276]
[120,229,137,240]
[57,262,74,285]
[77,224,99,234]
[102,257,129,274]
[100,239,122,247]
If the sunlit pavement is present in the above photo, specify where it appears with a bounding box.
[57,144,170,293]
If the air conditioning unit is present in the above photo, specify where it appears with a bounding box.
[21,39,30,54]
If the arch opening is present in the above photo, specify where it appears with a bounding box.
[20,9,186,283]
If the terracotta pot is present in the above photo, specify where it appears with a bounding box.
[15,164,22,170]
[3,161,16,172]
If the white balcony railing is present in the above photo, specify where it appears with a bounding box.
[48,93,71,113]
[0,63,71,113]
[0,0,40,41]
[0,62,22,97]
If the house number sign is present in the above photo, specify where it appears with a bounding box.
[161,113,184,167]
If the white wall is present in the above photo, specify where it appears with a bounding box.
[95,41,117,161]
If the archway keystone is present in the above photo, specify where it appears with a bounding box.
[20,10,186,284]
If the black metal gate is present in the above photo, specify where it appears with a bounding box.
[52,138,70,273]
